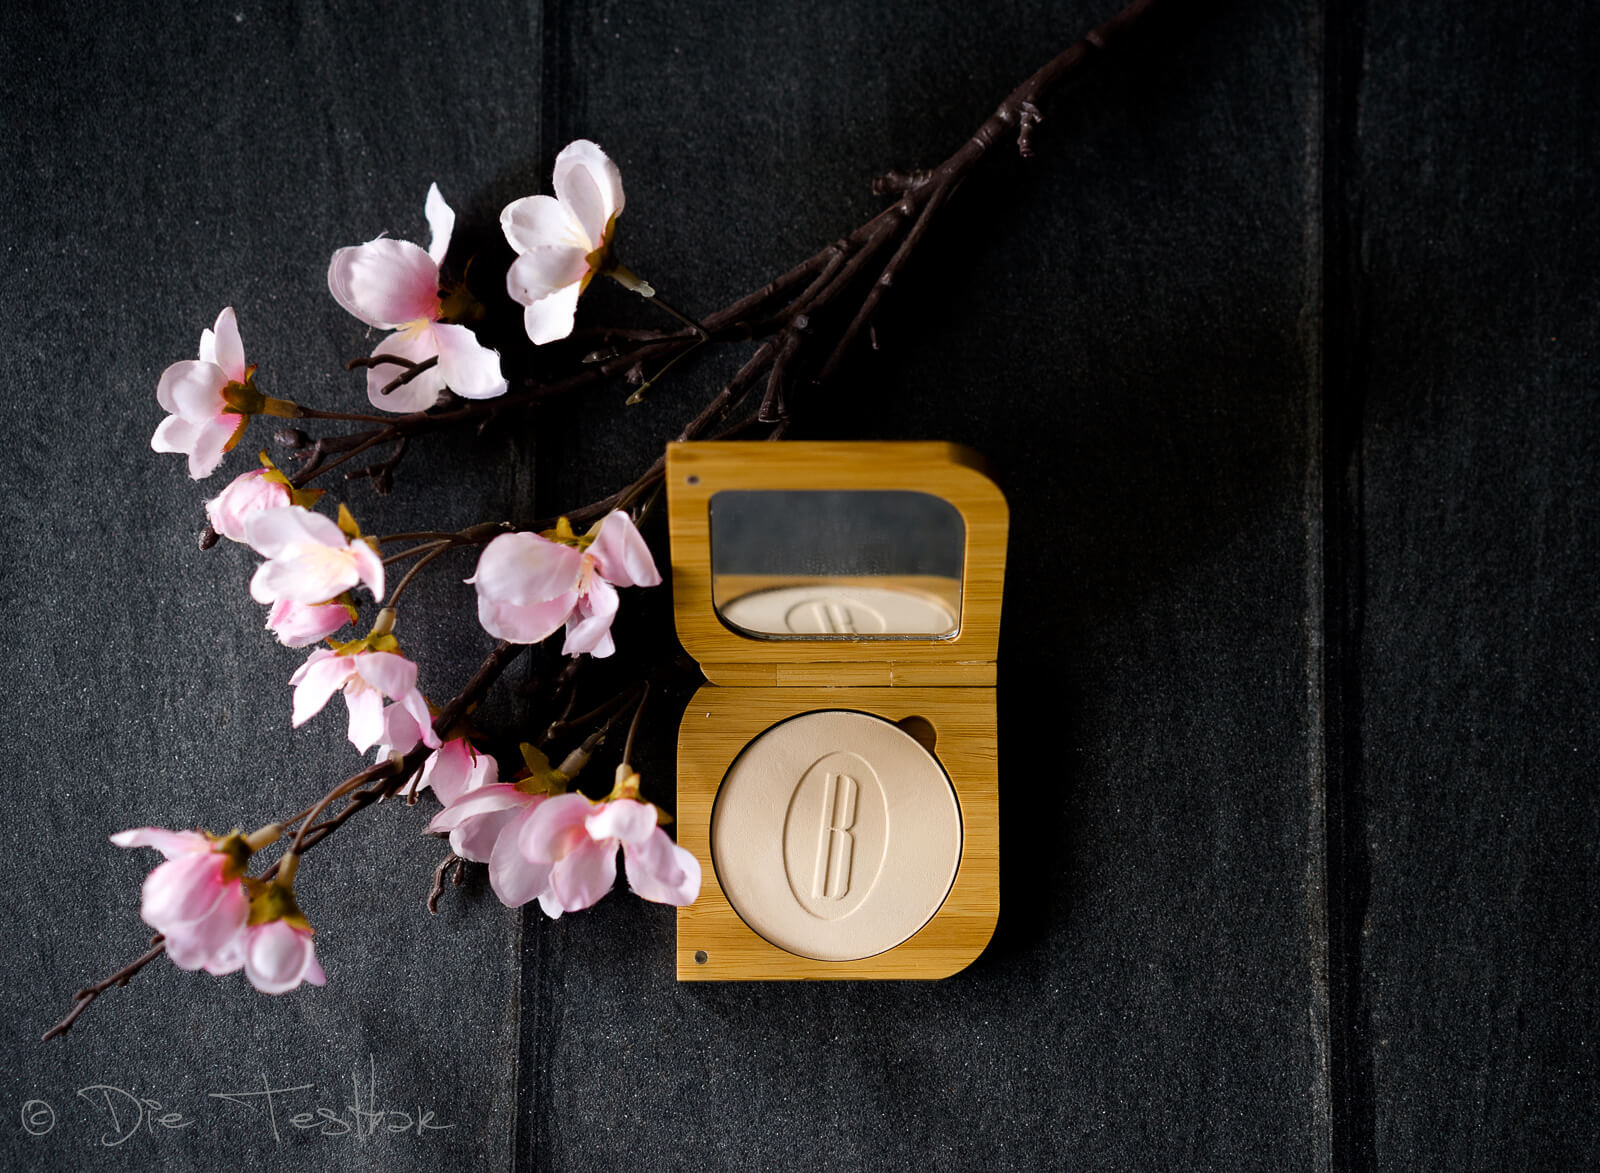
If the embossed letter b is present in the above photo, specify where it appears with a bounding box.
[814,772,860,899]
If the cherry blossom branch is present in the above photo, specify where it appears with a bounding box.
[46,640,528,1041]
[270,0,1153,531]
[287,640,528,854]
[113,0,1158,1043]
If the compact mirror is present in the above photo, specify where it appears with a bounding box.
[709,489,964,640]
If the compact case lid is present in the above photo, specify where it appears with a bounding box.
[666,441,1008,687]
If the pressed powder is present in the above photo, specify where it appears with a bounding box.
[718,583,958,638]
[711,710,962,962]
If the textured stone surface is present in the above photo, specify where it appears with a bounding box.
[1345,1,1600,1166]
[0,1,1590,1170]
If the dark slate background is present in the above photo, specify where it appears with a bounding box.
[1,0,1593,1169]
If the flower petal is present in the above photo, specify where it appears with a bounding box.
[378,702,424,759]
[141,852,225,929]
[415,739,467,804]
[561,577,618,658]
[203,931,245,976]
[398,687,439,749]
[244,921,317,995]
[328,238,440,329]
[428,783,529,832]
[518,792,595,863]
[353,651,418,699]
[500,194,589,255]
[186,415,240,479]
[489,804,555,907]
[158,360,228,422]
[424,183,455,268]
[344,685,386,753]
[587,511,662,588]
[351,538,385,600]
[553,140,625,246]
[433,323,507,401]
[477,594,580,644]
[205,470,289,544]
[211,307,246,382]
[151,413,199,456]
[291,651,353,727]
[506,246,591,305]
[622,827,702,907]
[521,281,584,346]
[365,326,449,413]
[111,827,210,857]
[470,531,583,606]
[585,798,656,845]
[164,881,247,971]
[545,838,618,914]
[266,599,351,647]
[251,546,359,605]
[243,505,346,560]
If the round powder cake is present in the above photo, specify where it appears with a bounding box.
[711,710,962,962]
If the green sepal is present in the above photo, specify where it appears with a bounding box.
[259,397,303,419]
[244,876,312,931]
[202,829,255,881]
[328,630,400,657]
[221,375,266,415]
[512,743,570,796]
[539,516,596,551]
[336,503,363,541]
[221,411,250,454]
[257,451,324,508]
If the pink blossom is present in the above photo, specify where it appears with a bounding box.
[245,505,384,606]
[290,647,439,753]
[399,735,499,804]
[428,786,552,907]
[328,184,507,411]
[205,468,290,543]
[208,919,326,995]
[152,307,251,478]
[467,511,660,656]
[111,827,249,971]
[518,795,699,917]
[265,597,353,648]
[501,140,627,344]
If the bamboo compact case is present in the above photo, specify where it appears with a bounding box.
[667,441,1007,980]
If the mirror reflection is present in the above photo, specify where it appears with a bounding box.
[709,490,964,640]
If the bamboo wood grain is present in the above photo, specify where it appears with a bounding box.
[666,442,1007,687]
[666,441,1008,980]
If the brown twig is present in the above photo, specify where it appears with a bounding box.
[42,940,168,1042]
[426,852,466,914]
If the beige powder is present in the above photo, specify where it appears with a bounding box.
[711,710,962,962]
[718,584,957,637]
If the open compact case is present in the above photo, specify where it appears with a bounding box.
[666,441,1008,980]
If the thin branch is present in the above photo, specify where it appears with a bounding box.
[380,356,439,397]
[385,541,455,609]
[426,852,465,914]
[42,941,167,1042]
